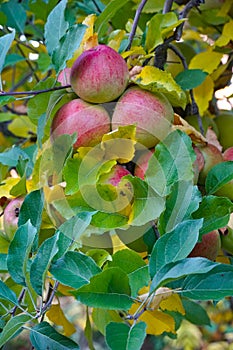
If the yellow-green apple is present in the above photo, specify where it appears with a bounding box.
[188,230,221,260]
[51,98,111,148]
[70,45,129,103]
[111,86,174,148]
[197,144,223,185]
[3,197,24,240]
[185,115,219,137]
[214,112,233,151]
[220,226,233,255]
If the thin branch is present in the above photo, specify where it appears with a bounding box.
[0,84,71,97]
[168,43,188,70]
[163,0,174,14]
[92,0,102,13]
[16,43,40,83]
[126,0,148,51]
[10,288,26,316]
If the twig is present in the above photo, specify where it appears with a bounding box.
[37,280,59,319]
[126,0,148,51]
[92,0,102,13]
[0,84,71,97]
[163,0,174,14]
[10,288,26,316]
[150,221,160,240]
[168,43,188,70]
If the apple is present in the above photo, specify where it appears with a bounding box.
[3,197,24,240]
[57,68,71,86]
[220,226,233,255]
[185,115,219,137]
[213,147,233,200]
[193,145,205,184]
[197,144,223,185]
[134,149,155,180]
[214,112,233,151]
[188,230,221,261]
[111,86,174,148]
[70,45,129,103]
[51,98,111,148]
[100,164,131,186]
[223,147,233,161]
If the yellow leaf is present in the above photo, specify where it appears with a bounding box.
[108,30,126,52]
[215,20,233,47]
[0,178,20,198]
[46,304,76,337]
[189,51,223,74]
[160,293,185,315]
[217,0,233,17]
[0,234,10,253]
[193,75,214,115]
[121,46,146,59]
[172,114,207,145]
[132,65,187,108]
[129,302,176,335]
[8,116,37,138]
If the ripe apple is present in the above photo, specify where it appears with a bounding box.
[51,98,111,148]
[214,112,233,151]
[3,197,24,240]
[197,144,223,185]
[100,164,131,186]
[57,68,71,86]
[134,149,155,180]
[111,86,174,148]
[70,45,129,103]
[220,226,233,255]
[223,147,233,161]
[188,230,221,261]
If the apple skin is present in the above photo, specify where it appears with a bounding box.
[214,112,233,151]
[57,68,71,86]
[134,149,155,180]
[220,226,233,255]
[185,115,219,137]
[70,45,129,104]
[3,197,24,240]
[223,147,233,161]
[214,147,233,200]
[188,230,221,261]
[51,99,111,148]
[111,86,174,148]
[197,144,223,185]
[100,164,131,186]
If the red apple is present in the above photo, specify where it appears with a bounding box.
[193,145,205,184]
[57,68,71,86]
[100,164,131,186]
[51,98,111,148]
[134,149,155,180]
[111,86,174,148]
[223,147,233,161]
[70,45,129,103]
[188,230,221,261]
[197,144,223,185]
[3,197,24,240]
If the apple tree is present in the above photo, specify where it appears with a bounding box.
[0,0,233,349]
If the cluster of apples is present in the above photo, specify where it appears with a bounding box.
[2,44,233,262]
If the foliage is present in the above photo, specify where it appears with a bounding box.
[0,0,233,349]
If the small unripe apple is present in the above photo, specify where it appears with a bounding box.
[214,112,233,151]
[51,99,111,148]
[220,226,233,255]
[197,144,223,185]
[3,197,24,240]
[111,86,174,148]
[70,45,129,103]
[188,230,221,261]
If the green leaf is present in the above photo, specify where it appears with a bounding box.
[0,146,29,167]
[146,130,196,197]
[95,0,131,38]
[150,257,219,291]
[1,1,26,33]
[181,264,233,300]
[0,279,19,306]
[175,69,207,90]
[84,307,95,350]
[0,254,7,272]
[3,53,25,68]
[128,177,165,226]
[150,219,203,278]
[106,322,147,350]
[18,190,44,234]
[30,321,80,350]
[158,182,202,234]
[30,234,59,295]
[0,314,32,348]
[44,0,69,55]
[181,298,211,326]
[73,267,133,310]
[192,195,233,236]
[205,161,233,195]
[92,308,122,335]
[107,249,150,297]
[0,96,15,107]
[58,212,94,242]
[7,221,37,286]
[50,251,101,289]
[63,158,81,195]
[132,66,187,108]
[52,24,87,73]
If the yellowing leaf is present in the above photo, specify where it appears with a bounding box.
[189,51,223,74]
[108,30,126,52]
[46,304,76,337]
[172,113,207,145]
[121,46,146,59]
[132,65,187,108]
[160,293,185,315]
[193,75,214,115]
[0,178,20,198]
[215,20,233,47]
[8,116,37,138]
[217,0,233,17]
[129,302,176,335]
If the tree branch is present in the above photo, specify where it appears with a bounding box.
[126,0,148,51]
[0,84,71,97]
[163,0,174,14]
